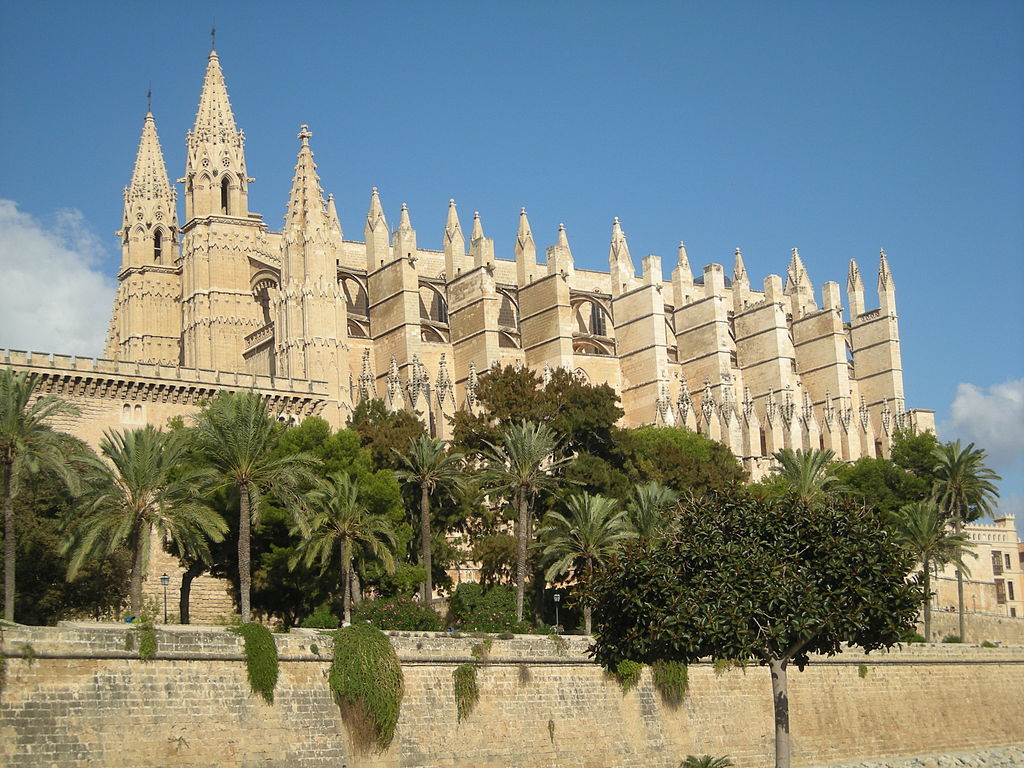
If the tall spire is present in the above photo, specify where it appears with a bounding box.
[444,199,466,278]
[877,248,896,314]
[470,211,494,268]
[847,258,865,317]
[398,202,413,232]
[514,207,537,286]
[283,125,327,239]
[547,223,574,277]
[366,187,387,233]
[184,47,249,220]
[364,187,389,269]
[326,193,343,240]
[732,247,749,287]
[470,211,484,242]
[444,199,463,247]
[609,217,637,297]
[119,110,178,267]
[785,247,816,314]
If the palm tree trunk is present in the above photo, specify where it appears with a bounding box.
[769,658,791,768]
[179,561,206,625]
[584,557,594,635]
[922,559,932,643]
[954,515,966,641]
[3,461,15,622]
[351,570,362,606]
[420,482,432,604]
[515,487,530,623]
[129,521,147,617]
[238,482,252,624]
[341,538,352,625]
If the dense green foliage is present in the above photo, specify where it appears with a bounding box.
[680,756,733,768]
[448,583,536,633]
[300,603,339,629]
[613,426,746,494]
[231,622,279,704]
[651,659,688,706]
[330,623,404,751]
[452,662,479,722]
[352,597,442,631]
[612,659,643,692]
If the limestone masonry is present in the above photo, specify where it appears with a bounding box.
[1,625,1022,768]
[2,47,934,477]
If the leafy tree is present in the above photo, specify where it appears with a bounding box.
[768,448,842,504]
[394,436,467,602]
[291,472,397,624]
[190,391,321,623]
[888,500,975,641]
[625,482,679,540]
[931,440,1001,640]
[64,426,227,616]
[348,399,426,470]
[0,370,81,621]
[589,491,921,768]
[890,429,940,480]
[613,425,745,494]
[480,420,570,622]
[834,456,926,516]
[536,493,635,633]
[4,465,129,624]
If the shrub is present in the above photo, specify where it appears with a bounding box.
[651,660,688,706]
[980,640,997,648]
[453,663,479,722]
[352,597,442,632]
[448,583,537,633]
[330,623,404,752]
[942,634,963,644]
[680,757,733,768]
[301,604,339,629]
[904,631,926,644]
[612,659,643,693]
[858,664,868,679]
[231,623,279,704]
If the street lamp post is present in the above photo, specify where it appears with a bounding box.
[160,573,169,624]
[553,592,561,633]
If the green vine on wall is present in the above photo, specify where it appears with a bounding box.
[651,660,688,706]
[136,622,157,662]
[453,663,479,722]
[612,659,643,693]
[231,623,279,704]
[330,623,404,752]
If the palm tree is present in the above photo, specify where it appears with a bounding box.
[0,370,80,621]
[290,472,397,624]
[537,492,635,634]
[888,500,975,642]
[625,481,679,540]
[64,426,227,617]
[480,420,570,622]
[394,435,466,603]
[191,391,321,623]
[932,440,1001,640]
[770,448,842,504]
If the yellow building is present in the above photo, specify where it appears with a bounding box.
[933,515,1024,619]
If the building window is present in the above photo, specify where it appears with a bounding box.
[993,551,1004,576]
[1008,581,1015,602]
[221,177,230,214]
[1006,553,1012,570]
[590,302,607,337]
[995,579,1006,605]
[154,230,162,261]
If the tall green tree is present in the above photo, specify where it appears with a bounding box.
[291,472,397,624]
[931,440,1001,640]
[480,420,569,622]
[625,482,679,541]
[888,500,975,641]
[613,425,746,495]
[537,492,635,633]
[590,491,921,768]
[768,448,842,504]
[348,399,426,471]
[0,370,80,621]
[191,391,321,623]
[65,426,227,616]
[394,435,467,603]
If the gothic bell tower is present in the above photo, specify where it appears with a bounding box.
[178,47,267,371]
[104,108,182,364]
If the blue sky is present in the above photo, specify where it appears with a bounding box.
[1,2,1022,526]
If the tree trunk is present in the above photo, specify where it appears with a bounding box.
[768,658,791,768]
[954,515,966,641]
[351,570,362,605]
[515,487,530,623]
[238,483,252,624]
[584,557,594,635]
[3,461,15,622]
[922,559,932,643]
[179,560,206,625]
[420,482,432,604]
[341,538,352,625]
[129,521,147,617]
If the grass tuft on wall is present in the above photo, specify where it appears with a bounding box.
[453,663,479,722]
[651,659,688,706]
[231,622,279,704]
[330,623,404,752]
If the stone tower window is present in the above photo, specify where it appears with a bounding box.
[590,302,607,336]
[154,230,162,262]
[221,177,230,214]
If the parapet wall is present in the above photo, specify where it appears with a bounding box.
[2,624,1022,768]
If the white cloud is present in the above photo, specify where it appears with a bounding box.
[0,200,116,357]
[943,379,1024,469]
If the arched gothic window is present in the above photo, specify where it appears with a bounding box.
[153,230,162,262]
[221,177,230,215]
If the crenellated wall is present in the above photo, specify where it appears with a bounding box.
[2,624,1022,768]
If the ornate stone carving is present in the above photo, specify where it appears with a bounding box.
[386,356,402,411]
[358,349,374,401]
[435,354,454,408]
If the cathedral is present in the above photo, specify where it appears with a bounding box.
[6,47,934,477]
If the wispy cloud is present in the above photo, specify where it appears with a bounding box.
[943,379,1024,469]
[0,200,116,357]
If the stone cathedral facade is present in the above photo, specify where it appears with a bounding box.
[7,48,934,478]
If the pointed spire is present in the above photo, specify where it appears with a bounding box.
[515,207,537,286]
[557,223,571,251]
[326,193,343,240]
[364,187,390,269]
[126,111,176,211]
[398,202,413,232]
[469,211,494,268]
[732,247,749,287]
[785,247,810,292]
[847,258,864,292]
[470,211,484,242]
[444,199,463,246]
[609,217,637,297]
[120,110,178,268]
[283,125,327,236]
[878,248,893,290]
[443,199,466,278]
[365,187,387,233]
[847,258,865,317]
[547,223,574,278]
[192,49,239,143]
[677,242,692,278]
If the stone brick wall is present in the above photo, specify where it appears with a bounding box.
[920,611,1024,645]
[2,624,1022,768]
